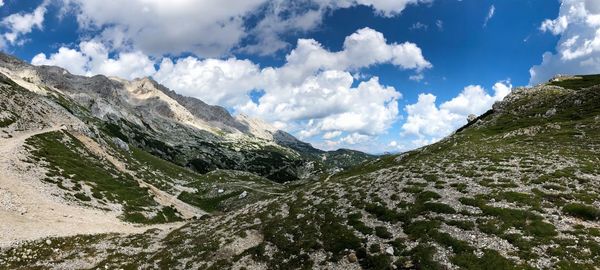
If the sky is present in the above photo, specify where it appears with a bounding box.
[0,0,597,154]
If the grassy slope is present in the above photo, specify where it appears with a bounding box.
[25,128,289,220]
[25,130,182,224]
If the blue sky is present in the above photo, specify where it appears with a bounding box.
[1,0,596,153]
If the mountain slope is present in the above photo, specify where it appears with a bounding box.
[1,72,599,269]
[0,52,373,183]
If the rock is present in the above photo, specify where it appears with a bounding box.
[45,239,52,245]
[551,74,582,82]
[502,126,542,138]
[467,114,477,122]
[347,252,358,263]
[112,137,129,151]
[385,246,394,255]
[545,108,557,117]
[547,123,561,130]
[239,191,248,199]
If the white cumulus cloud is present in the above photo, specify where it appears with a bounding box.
[60,0,267,57]
[154,57,260,107]
[531,0,600,85]
[350,0,433,17]
[2,2,47,45]
[54,0,433,57]
[32,41,156,80]
[401,81,512,148]
[323,131,342,139]
[339,133,371,145]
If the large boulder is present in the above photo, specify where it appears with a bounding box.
[112,137,129,152]
[467,114,477,123]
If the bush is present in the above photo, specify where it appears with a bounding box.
[375,226,393,239]
[452,249,516,270]
[404,220,441,239]
[563,203,600,221]
[347,213,373,235]
[365,203,401,223]
[423,202,456,214]
[416,191,441,203]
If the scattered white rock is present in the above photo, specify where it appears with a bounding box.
[545,108,557,117]
[347,252,358,263]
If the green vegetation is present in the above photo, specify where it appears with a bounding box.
[563,203,600,221]
[176,170,288,213]
[374,226,392,239]
[423,202,456,214]
[364,202,402,223]
[549,74,600,90]
[357,247,393,269]
[347,213,373,235]
[127,146,200,192]
[257,197,363,268]
[178,190,242,212]
[452,249,517,270]
[402,244,442,270]
[477,204,557,237]
[404,220,441,239]
[445,220,475,230]
[26,131,181,224]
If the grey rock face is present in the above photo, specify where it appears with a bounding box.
[467,114,477,122]
[112,137,129,152]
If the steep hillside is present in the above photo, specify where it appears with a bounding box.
[1,71,599,270]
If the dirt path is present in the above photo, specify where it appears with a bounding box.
[0,127,183,248]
